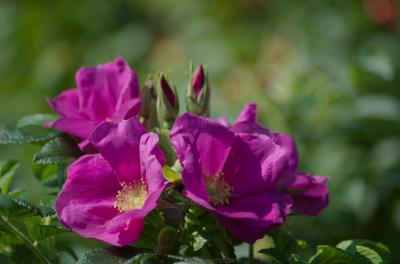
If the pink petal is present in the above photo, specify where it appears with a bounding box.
[89,118,146,183]
[47,88,80,118]
[139,133,167,194]
[281,173,330,216]
[235,103,257,124]
[171,113,235,176]
[112,98,141,123]
[48,116,97,139]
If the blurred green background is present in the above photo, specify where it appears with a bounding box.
[1,0,400,261]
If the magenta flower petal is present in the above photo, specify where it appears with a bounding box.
[215,115,230,127]
[55,155,124,244]
[47,89,80,118]
[48,116,97,139]
[222,137,273,195]
[235,132,297,185]
[172,134,209,202]
[235,103,257,123]
[90,118,146,183]
[280,173,329,216]
[112,98,141,123]
[170,113,235,176]
[139,133,166,191]
[216,191,291,243]
[47,56,141,148]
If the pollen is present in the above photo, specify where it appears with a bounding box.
[205,173,233,206]
[114,181,148,212]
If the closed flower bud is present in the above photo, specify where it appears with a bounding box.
[140,75,158,129]
[186,65,210,116]
[156,74,179,128]
[140,75,156,118]
[156,226,179,254]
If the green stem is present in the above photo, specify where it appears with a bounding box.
[0,213,51,264]
[249,243,254,264]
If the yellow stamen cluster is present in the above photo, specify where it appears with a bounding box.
[205,173,233,206]
[114,181,148,212]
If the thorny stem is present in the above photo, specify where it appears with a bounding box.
[0,213,52,264]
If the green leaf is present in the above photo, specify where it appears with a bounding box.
[43,166,66,188]
[33,137,80,165]
[127,254,217,264]
[162,166,181,183]
[0,124,57,144]
[28,225,70,241]
[336,240,391,264]
[0,194,17,214]
[0,161,20,194]
[77,247,145,264]
[260,228,304,262]
[165,255,215,264]
[7,188,25,198]
[16,114,58,128]
[192,231,207,251]
[32,164,59,182]
[0,195,54,217]
[309,245,362,264]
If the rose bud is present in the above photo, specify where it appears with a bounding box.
[140,75,158,129]
[186,65,210,116]
[156,74,179,128]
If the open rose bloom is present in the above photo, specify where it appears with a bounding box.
[46,56,141,150]
[50,59,329,252]
[170,104,329,243]
[55,118,167,246]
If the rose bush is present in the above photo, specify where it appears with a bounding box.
[0,57,391,264]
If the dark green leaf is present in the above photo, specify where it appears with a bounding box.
[78,247,146,264]
[309,245,362,264]
[0,161,20,194]
[7,188,25,198]
[16,114,58,128]
[0,196,54,217]
[127,254,218,264]
[0,194,17,214]
[32,164,59,182]
[336,240,391,264]
[0,124,57,144]
[260,228,302,262]
[33,137,80,165]
[28,225,70,241]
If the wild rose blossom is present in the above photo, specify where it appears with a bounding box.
[170,106,329,243]
[170,113,293,243]
[55,118,167,246]
[46,55,141,150]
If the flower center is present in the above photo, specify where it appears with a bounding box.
[205,173,233,206]
[114,181,148,212]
